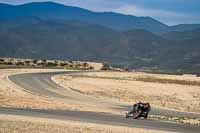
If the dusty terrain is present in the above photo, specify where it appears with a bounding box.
[54,71,200,113]
[0,114,173,133]
[0,69,200,132]
[0,69,144,132]
[0,69,87,111]
[0,69,124,114]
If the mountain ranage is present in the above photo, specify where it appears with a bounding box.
[0,2,200,73]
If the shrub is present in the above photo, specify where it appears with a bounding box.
[42,59,47,63]
[101,62,110,70]
[46,62,57,67]
[83,62,89,67]
[0,58,4,62]
[25,60,31,64]
[16,62,25,66]
[6,62,13,65]
[33,59,38,64]
[60,62,68,67]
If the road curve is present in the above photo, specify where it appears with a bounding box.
[0,71,199,133]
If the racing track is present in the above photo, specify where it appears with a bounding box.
[0,71,200,133]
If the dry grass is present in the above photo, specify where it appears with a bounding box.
[71,74,200,86]
[135,76,200,86]
[54,72,200,113]
[149,115,200,126]
[77,72,200,82]
[0,69,88,111]
[0,69,122,114]
[0,114,171,133]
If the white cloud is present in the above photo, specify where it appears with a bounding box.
[115,4,195,25]
[116,4,180,17]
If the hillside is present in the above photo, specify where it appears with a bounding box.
[0,2,200,73]
[0,2,169,34]
[0,18,170,61]
[170,24,200,32]
[163,28,200,41]
[1,2,200,34]
[0,17,123,60]
[1,17,200,72]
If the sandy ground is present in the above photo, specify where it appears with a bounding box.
[0,69,125,114]
[0,114,173,133]
[0,69,90,111]
[0,69,199,130]
[77,72,200,82]
[0,69,170,133]
[54,71,200,113]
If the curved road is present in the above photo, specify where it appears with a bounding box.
[0,71,200,133]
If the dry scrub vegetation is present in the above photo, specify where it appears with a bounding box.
[149,115,200,126]
[54,71,200,113]
[0,58,104,70]
[0,115,171,133]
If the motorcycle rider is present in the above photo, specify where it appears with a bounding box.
[133,101,143,110]
[132,102,150,118]
[128,102,142,115]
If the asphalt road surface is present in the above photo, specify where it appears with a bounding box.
[0,71,199,133]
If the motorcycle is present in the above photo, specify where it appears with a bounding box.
[125,102,151,119]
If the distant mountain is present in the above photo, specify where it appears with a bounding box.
[0,17,124,60]
[0,17,168,62]
[170,24,200,32]
[1,17,200,73]
[1,2,200,73]
[122,29,171,59]
[1,2,200,34]
[0,2,169,34]
[163,28,200,41]
[158,28,200,71]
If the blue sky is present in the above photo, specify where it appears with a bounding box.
[1,0,200,25]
